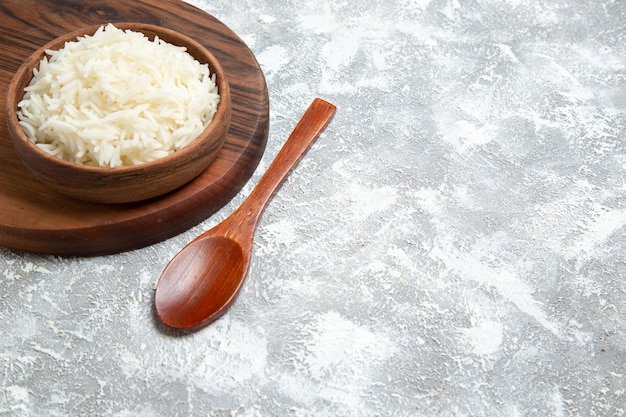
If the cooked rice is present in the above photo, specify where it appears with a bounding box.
[16,23,220,167]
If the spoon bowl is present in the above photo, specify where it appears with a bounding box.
[154,98,336,329]
[156,236,246,329]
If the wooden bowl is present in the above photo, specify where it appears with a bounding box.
[5,23,231,204]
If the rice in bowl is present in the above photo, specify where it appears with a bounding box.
[16,23,221,168]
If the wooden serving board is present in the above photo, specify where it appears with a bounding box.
[0,0,269,256]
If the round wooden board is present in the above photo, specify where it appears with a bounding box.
[0,0,269,256]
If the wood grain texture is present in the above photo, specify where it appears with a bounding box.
[0,0,269,256]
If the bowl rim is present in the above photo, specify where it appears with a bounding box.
[5,22,231,174]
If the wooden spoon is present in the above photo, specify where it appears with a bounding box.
[154,98,337,329]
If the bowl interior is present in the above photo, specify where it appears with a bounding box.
[7,22,230,173]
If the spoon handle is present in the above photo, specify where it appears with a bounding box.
[237,98,336,223]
